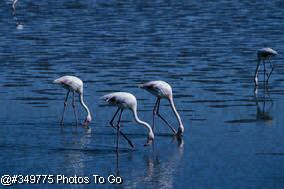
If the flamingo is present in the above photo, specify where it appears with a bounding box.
[254,47,278,86]
[53,76,91,127]
[101,92,154,150]
[139,80,184,137]
[12,0,18,15]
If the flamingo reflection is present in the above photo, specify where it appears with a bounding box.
[254,87,273,121]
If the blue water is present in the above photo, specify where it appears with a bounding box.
[1,0,284,188]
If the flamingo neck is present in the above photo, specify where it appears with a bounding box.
[79,93,91,119]
[132,107,153,136]
[169,96,184,135]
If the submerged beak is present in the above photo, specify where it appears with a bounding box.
[83,120,90,127]
[144,138,153,146]
[176,126,184,138]
[176,131,183,138]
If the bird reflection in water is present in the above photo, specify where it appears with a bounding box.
[143,137,184,187]
[254,87,273,122]
[115,149,135,177]
[57,128,93,177]
[115,151,120,176]
[115,137,184,187]
[174,136,185,148]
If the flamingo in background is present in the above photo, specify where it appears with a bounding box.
[254,47,278,86]
[53,76,91,127]
[139,80,184,137]
[12,0,18,14]
[11,0,23,29]
[101,92,154,150]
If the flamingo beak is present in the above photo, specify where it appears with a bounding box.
[83,120,90,127]
[176,126,184,137]
[144,138,153,146]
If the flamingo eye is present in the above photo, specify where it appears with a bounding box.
[108,97,117,103]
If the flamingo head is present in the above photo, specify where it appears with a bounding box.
[176,125,184,137]
[83,115,92,127]
[144,131,154,146]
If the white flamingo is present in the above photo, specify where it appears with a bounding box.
[53,76,91,127]
[139,80,184,137]
[12,0,18,12]
[254,47,278,86]
[101,92,154,150]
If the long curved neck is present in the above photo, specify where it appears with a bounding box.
[169,96,184,131]
[132,107,153,135]
[79,93,91,118]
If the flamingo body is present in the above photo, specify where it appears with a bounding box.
[101,92,154,148]
[54,75,91,126]
[254,47,278,86]
[139,80,184,136]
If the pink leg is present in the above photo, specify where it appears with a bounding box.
[72,92,79,127]
[156,100,177,134]
[266,58,274,84]
[116,109,123,152]
[109,108,120,127]
[152,98,160,132]
[60,90,70,126]
[109,108,134,148]
[263,60,266,86]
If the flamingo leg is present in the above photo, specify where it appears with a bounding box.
[72,92,79,127]
[116,109,123,151]
[156,100,177,134]
[109,108,134,149]
[152,98,160,131]
[263,60,266,85]
[109,108,120,127]
[116,150,120,176]
[60,90,70,126]
[254,60,261,86]
[266,59,274,84]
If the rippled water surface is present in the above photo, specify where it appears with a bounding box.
[1,0,284,188]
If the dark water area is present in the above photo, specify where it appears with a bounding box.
[0,0,284,188]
